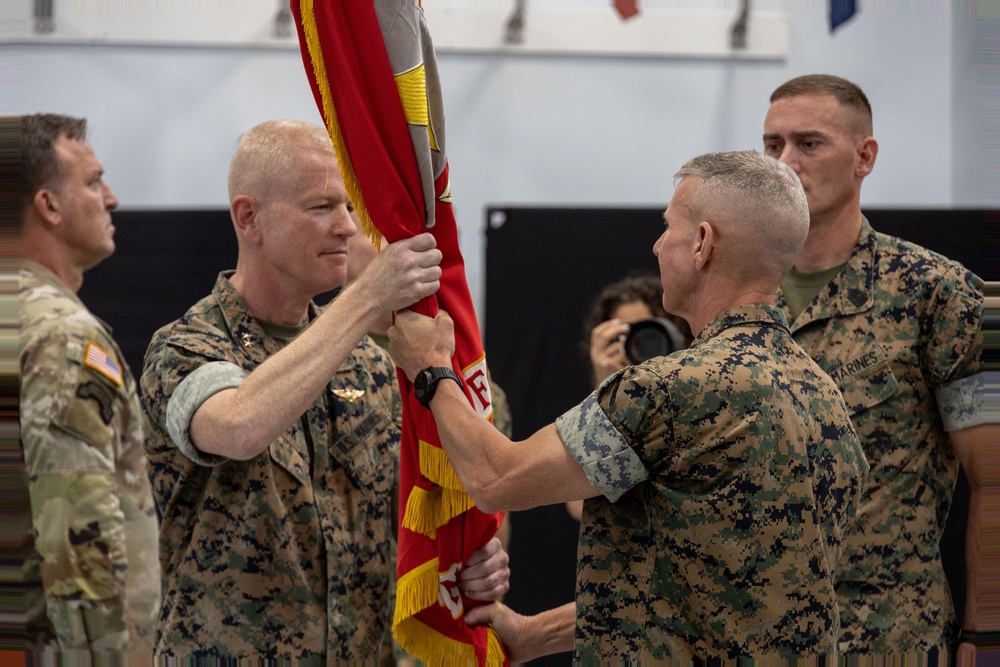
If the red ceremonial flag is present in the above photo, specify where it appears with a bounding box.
[291,3,506,665]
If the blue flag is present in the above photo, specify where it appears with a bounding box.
[830,0,856,32]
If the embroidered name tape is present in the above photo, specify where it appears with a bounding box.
[84,341,123,386]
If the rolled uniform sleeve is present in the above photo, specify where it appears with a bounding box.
[937,373,984,432]
[556,393,649,502]
[165,360,246,466]
[21,333,129,652]
[925,269,984,431]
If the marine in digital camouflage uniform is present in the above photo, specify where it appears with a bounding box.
[20,264,161,654]
[559,304,867,662]
[777,218,984,657]
[141,271,400,661]
[764,75,986,662]
[138,119,507,662]
[387,151,868,663]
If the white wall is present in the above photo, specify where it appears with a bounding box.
[10,1,985,322]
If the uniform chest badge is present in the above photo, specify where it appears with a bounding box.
[83,341,123,386]
[331,388,365,402]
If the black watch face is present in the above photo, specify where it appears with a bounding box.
[415,369,432,403]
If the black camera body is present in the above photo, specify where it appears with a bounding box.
[623,318,686,364]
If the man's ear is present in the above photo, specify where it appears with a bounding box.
[231,195,261,243]
[33,188,60,226]
[856,136,878,178]
[693,221,715,271]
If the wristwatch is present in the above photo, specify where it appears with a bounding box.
[414,367,462,408]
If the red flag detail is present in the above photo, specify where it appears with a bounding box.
[291,2,506,665]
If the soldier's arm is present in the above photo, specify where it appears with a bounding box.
[388,310,613,513]
[933,275,989,662]
[951,425,993,655]
[425,381,602,513]
[186,235,440,461]
[21,336,131,652]
[464,601,575,661]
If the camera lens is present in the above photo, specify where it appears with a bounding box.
[624,318,686,364]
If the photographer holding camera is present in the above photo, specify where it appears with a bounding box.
[584,274,692,388]
[568,275,692,520]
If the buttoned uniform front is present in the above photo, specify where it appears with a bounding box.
[140,271,400,662]
[556,305,868,663]
[19,259,161,654]
[777,217,985,658]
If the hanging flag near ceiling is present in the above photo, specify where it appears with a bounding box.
[291,2,506,665]
[614,0,640,21]
[830,0,857,32]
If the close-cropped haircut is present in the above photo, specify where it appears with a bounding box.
[770,74,872,137]
[228,119,334,203]
[21,113,88,209]
[675,150,809,271]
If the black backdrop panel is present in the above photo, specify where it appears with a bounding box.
[486,207,986,664]
[78,209,238,376]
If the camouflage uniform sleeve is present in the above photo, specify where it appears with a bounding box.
[555,392,650,502]
[20,332,130,652]
[164,360,246,466]
[925,270,985,431]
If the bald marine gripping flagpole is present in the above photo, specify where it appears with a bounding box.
[291,3,507,665]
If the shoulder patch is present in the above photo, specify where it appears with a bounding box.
[76,381,115,425]
[83,341,123,386]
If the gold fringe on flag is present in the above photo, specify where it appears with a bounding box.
[402,483,476,539]
[393,556,439,622]
[297,0,383,248]
[419,439,464,491]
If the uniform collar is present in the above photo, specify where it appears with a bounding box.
[20,258,78,300]
[19,258,115,334]
[779,216,876,332]
[210,270,321,366]
[694,304,790,345]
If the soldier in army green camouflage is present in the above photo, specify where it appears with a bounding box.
[18,113,161,656]
[388,150,869,663]
[764,75,985,664]
[140,120,509,661]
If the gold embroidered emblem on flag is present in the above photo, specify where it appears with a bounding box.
[84,341,123,386]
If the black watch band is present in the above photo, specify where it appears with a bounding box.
[414,367,462,408]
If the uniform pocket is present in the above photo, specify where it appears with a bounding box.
[827,345,899,416]
[268,431,311,486]
[328,376,396,497]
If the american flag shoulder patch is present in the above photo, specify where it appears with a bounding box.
[83,341,123,387]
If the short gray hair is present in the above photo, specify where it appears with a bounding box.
[228,119,334,203]
[674,150,809,274]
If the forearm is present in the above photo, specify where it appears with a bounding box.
[190,285,383,459]
[430,380,513,511]
[430,382,598,513]
[520,602,577,660]
[963,423,999,632]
